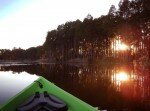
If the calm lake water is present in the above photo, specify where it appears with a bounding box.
[0,63,150,111]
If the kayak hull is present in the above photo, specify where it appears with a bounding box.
[0,76,97,111]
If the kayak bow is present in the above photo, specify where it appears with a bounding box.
[0,76,97,111]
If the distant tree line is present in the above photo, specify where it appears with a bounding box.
[0,0,150,63]
[0,46,43,60]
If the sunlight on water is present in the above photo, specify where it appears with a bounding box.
[0,71,38,105]
[116,72,129,82]
[111,71,129,91]
[0,64,149,110]
[112,71,129,84]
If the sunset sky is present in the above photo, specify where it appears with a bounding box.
[0,0,120,49]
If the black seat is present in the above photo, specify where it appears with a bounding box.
[17,91,68,111]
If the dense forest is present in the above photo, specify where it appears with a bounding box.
[0,0,150,64]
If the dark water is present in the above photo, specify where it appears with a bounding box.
[0,63,150,111]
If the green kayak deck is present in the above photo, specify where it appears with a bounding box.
[0,76,97,111]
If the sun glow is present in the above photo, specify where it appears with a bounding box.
[116,72,129,82]
[117,44,128,51]
[112,39,129,51]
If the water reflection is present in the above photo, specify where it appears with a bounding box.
[0,63,149,111]
[112,71,129,92]
[0,71,38,105]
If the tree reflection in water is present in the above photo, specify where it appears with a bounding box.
[0,63,149,111]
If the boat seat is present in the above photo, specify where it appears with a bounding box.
[17,91,68,111]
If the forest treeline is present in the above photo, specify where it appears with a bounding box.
[0,0,150,63]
